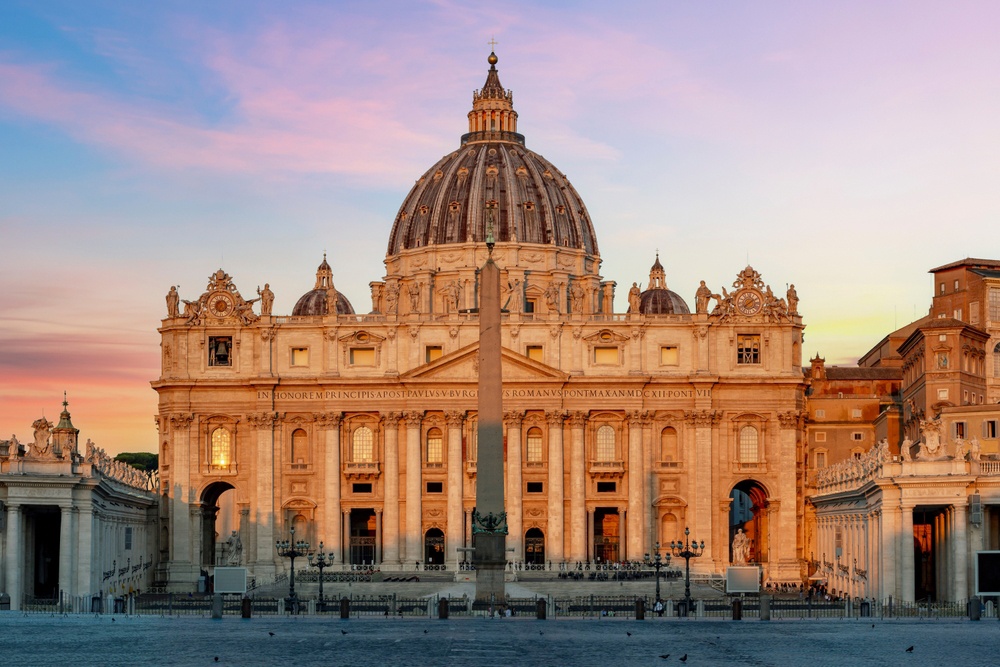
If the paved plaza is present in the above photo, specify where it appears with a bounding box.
[0,613,997,666]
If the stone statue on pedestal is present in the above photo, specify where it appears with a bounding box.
[732,528,750,565]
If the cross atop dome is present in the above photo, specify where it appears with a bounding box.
[468,49,519,141]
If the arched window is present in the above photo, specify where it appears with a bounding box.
[526,427,543,463]
[994,342,1000,378]
[352,426,373,462]
[660,427,678,462]
[596,425,615,462]
[211,428,231,468]
[291,429,308,464]
[426,427,443,464]
[738,426,759,463]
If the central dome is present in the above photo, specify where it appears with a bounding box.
[386,53,599,257]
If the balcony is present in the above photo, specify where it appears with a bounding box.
[588,460,625,479]
[342,461,380,479]
[466,460,477,477]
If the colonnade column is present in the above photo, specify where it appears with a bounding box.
[445,411,465,569]
[168,415,195,585]
[880,505,898,600]
[900,504,915,602]
[626,412,644,561]
[404,411,423,566]
[568,412,587,562]
[58,505,76,598]
[319,413,342,562]
[342,510,351,565]
[5,503,21,610]
[382,413,401,567]
[952,504,968,601]
[545,412,565,564]
[76,502,94,596]
[504,411,523,562]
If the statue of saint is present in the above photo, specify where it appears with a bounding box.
[970,437,981,462]
[439,280,461,312]
[570,282,585,314]
[505,279,523,314]
[226,530,243,565]
[257,284,274,317]
[786,284,799,314]
[385,282,400,315]
[544,283,561,314]
[628,282,641,313]
[408,282,421,313]
[695,281,712,314]
[732,528,750,565]
[166,286,180,318]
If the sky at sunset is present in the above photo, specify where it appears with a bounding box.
[2,1,998,455]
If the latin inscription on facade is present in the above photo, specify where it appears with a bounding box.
[256,388,711,401]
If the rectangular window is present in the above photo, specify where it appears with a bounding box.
[815,451,827,468]
[815,432,827,442]
[989,288,1000,323]
[291,347,308,366]
[954,421,967,439]
[352,483,372,494]
[426,482,443,493]
[940,282,946,294]
[970,302,980,325]
[526,345,543,362]
[594,347,618,365]
[596,481,617,493]
[954,279,960,290]
[938,388,949,400]
[426,432,443,464]
[526,482,544,493]
[425,345,443,363]
[851,409,862,419]
[815,409,826,418]
[984,420,999,439]
[954,309,962,320]
[525,299,536,314]
[125,527,133,551]
[660,346,679,366]
[737,335,760,365]
[208,336,233,367]
[350,347,375,365]
[851,432,864,441]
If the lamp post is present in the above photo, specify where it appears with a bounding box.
[643,543,672,601]
[308,544,335,611]
[668,527,705,616]
[275,526,312,613]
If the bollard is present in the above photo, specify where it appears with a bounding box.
[635,598,645,621]
[340,596,350,620]
[438,597,449,620]
[760,595,771,622]
[241,596,252,619]
[969,596,981,621]
[211,593,223,619]
[732,598,742,621]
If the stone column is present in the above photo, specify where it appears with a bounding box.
[626,412,644,561]
[587,509,595,563]
[381,412,401,568]
[900,504,915,602]
[252,412,277,573]
[952,504,968,602]
[568,412,587,562]
[546,412,565,564]
[319,413,342,560]
[686,411,716,570]
[76,502,94,596]
[5,503,21,610]
[404,411,423,566]
[375,510,383,565]
[189,504,203,572]
[505,411,524,562]
[58,505,76,598]
[342,510,351,565]
[168,414,197,588]
[880,506,897,600]
[445,411,465,569]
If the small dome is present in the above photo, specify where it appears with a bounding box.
[292,289,355,316]
[639,288,690,315]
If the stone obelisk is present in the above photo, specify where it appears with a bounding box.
[473,202,507,604]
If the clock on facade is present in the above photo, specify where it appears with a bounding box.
[736,289,763,316]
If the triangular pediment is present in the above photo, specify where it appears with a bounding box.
[400,342,568,382]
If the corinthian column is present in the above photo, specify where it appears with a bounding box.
[626,411,645,561]
[5,503,21,610]
[445,411,465,569]
[505,411,524,562]
[318,412,342,562]
[546,412,565,564]
[568,411,587,562]
[404,411,423,566]
[382,412,402,567]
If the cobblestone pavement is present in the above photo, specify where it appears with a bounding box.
[1,613,997,666]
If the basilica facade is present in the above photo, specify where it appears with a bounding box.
[153,52,808,592]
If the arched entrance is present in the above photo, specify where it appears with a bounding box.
[525,528,545,566]
[200,481,237,569]
[729,480,769,565]
[424,528,445,566]
[593,508,620,563]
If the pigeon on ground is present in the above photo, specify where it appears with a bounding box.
[423,629,428,634]
[341,630,348,635]
[658,655,669,660]
[905,646,914,653]
[680,655,688,662]
[214,658,219,663]
[539,631,544,636]
[627,632,632,637]
[268,632,275,637]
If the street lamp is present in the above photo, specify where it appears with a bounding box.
[275,526,312,613]
[668,527,705,617]
[308,544,335,611]
[643,543,672,601]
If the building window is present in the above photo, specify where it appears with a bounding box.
[209,336,232,367]
[737,335,760,365]
[596,481,616,493]
[352,483,372,493]
[814,451,827,469]
[526,427,543,463]
[940,282,946,294]
[291,428,308,464]
[994,342,1000,378]
[954,279,960,290]
[125,527,133,551]
[425,346,443,363]
[526,482,544,493]
[352,426,374,462]
[954,421,967,439]
[526,345,543,362]
[660,427,678,462]
[594,347,618,365]
[659,346,679,366]
[953,309,962,320]
[851,432,864,441]
[815,409,826,418]
[426,427,443,464]
[815,432,827,442]
[938,388,949,400]
[595,425,615,462]
[211,427,232,468]
[984,420,999,439]
[291,347,308,366]
[738,426,759,463]
[990,288,1000,323]
[851,409,862,419]
[467,420,478,461]
[525,299,536,313]
[426,482,443,493]
[350,348,375,365]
